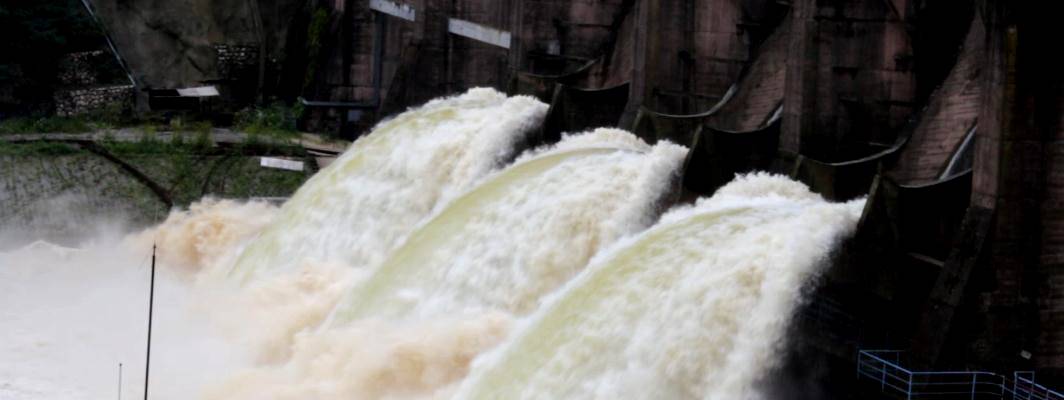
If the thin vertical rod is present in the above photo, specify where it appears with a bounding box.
[118,363,123,400]
[144,245,156,400]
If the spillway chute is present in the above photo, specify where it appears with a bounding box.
[203,129,690,399]
[227,88,549,283]
[327,128,688,325]
[453,174,864,400]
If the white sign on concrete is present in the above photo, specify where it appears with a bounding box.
[369,0,416,21]
[176,86,220,97]
[260,157,305,172]
[448,18,511,49]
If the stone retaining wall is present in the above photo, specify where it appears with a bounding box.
[58,51,109,86]
[53,85,134,116]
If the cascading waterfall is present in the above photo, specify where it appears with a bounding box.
[1,89,864,400]
[186,89,549,361]
[228,88,548,282]
[329,128,686,323]
[452,174,864,399]
[205,129,689,400]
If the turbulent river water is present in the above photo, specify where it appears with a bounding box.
[0,88,863,400]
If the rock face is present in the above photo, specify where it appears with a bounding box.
[213,44,261,78]
[91,0,305,91]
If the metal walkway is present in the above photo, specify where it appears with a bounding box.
[857,350,1063,400]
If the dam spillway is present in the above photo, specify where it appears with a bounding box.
[4,0,1064,397]
[2,90,861,399]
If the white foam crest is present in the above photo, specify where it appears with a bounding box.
[511,127,654,164]
[206,131,688,399]
[330,133,687,322]
[129,199,279,279]
[178,89,548,360]
[228,88,548,282]
[2,86,873,400]
[453,174,865,400]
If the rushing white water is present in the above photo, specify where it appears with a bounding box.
[453,174,864,399]
[0,239,246,400]
[229,88,548,282]
[205,129,689,400]
[1,89,864,400]
[192,88,551,361]
[330,128,686,322]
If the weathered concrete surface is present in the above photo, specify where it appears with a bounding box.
[0,136,313,248]
[705,15,790,132]
[782,0,915,161]
[643,0,756,114]
[511,0,627,75]
[966,0,1064,382]
[0,149,164,247]
[890,13,984,184]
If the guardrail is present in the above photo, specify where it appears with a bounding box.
[1015,372,1064,400]
[857,350,1063,400]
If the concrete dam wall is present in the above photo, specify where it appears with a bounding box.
[42,0,1064,397]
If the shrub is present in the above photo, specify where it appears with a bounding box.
[233,101,304,137]
[0,116,91,134]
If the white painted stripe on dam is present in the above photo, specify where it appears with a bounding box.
[448,18,511,49]
[369,0,416,21]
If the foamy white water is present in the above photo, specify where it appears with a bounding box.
[229,88,548,282]
[453,174,864,399]
[205,129,689,400]
[0,240,245,400]
[183,89,551,362]
[1,89,864,400]
[330,128,686,322]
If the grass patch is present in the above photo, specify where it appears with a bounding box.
[0,103,134,134]
[0,141,83,156]
[0,116,92,134]
[97,129,301,156]
[233,102,304,138]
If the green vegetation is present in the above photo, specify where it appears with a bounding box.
[0,116,92,134]
[1,128,310,213]
[0,102,133,134]
[167,116,213,135]
[234,101,305,137]
[0,141,82,156]
[84,128,301,156]
[0,144,309,228]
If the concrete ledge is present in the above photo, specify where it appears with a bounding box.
[369,0,415,21]
[448,18,511,49]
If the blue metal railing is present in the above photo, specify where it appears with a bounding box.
[1014,372,1064,400]
[857,350,1064,400]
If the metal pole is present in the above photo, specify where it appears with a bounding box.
[882,365,887,390]
[144,245,156,400]
[118,363,122,400]
[77,0,137,88]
